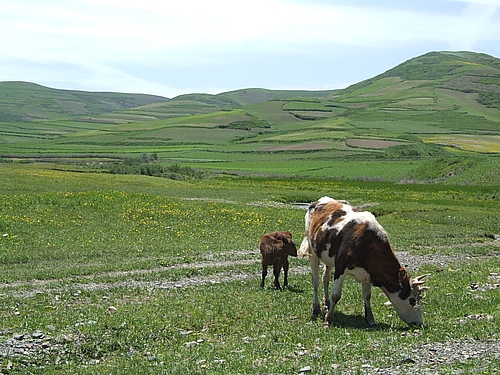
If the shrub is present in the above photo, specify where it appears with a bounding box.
[108,153,203,180]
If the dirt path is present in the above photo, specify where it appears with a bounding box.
[1,242,499,298]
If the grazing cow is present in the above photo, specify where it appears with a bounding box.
[298,197,428,327]
[260,231,298,290]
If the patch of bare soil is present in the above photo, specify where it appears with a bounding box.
[362,338,500,375]
[1,238,499,298]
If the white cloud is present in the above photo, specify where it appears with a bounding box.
[1,0,473,63]
[451,2,500,50]
[1,0,499,96]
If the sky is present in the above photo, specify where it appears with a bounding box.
[1,0,500,98]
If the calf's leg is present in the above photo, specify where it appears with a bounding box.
[272,260,282,290]
[282,257,290,287]
[260,261,268,288]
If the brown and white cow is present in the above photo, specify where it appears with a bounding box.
[298,197,428,327]
[260,231,298,290]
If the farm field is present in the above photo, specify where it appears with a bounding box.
[0,164,499,374]
[1,51,500,186]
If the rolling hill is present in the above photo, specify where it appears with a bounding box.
[0,51,499,184]
[0,81,169,122]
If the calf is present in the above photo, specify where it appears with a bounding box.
[260,231,298,290]
[298,197,428,327]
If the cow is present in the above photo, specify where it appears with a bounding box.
[260,231,298,290]
[298,196,428,327]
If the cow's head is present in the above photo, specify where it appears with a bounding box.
[390,268,429,327]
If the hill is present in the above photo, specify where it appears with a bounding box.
[0,51,499,184]
[0,81,169,122]
[341,51,500,111]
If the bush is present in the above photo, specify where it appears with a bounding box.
[107,153,203,180]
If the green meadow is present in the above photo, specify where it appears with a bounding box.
[1,51,500,373]
[1,163,499,374]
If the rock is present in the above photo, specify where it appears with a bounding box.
[401,357,416,364]
[32,332,44,339]
[299,365,312,373]
[184,341,198,348]
[106,306,118,314]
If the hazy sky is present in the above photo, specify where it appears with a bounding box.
[1,0,499,98]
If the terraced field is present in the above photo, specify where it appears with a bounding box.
[1,52,500,184]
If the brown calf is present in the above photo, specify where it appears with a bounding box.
[259,231,298,289]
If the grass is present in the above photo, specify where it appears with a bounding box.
[4,265,499,374]
[1,164,499,374]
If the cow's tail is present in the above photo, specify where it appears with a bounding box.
[297,236,311,258]
[298,204,314,258]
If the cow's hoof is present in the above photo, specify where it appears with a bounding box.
[311,305,321,320]
[325,313,335,326]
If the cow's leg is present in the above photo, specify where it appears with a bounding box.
[322,264,332,310]
[260,261,267,288]
[272,260,282,290]
[282,257,289,287]
[325,272,346,325]
[362,283,376,326]
[310,257,321,319]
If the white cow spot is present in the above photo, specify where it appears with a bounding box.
[347,267,371,284]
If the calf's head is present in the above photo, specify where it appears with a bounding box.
[390,269,429,327]
[284,240,298,257]
[276,232,298,257]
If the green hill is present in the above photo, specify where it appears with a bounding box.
[117,88,339,119]
[0,81,169,121]
[1,51,499,184]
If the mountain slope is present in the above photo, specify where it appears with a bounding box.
[120,88,340,119]
[0,81,169,121]
[339,51,500,110]
[380,51,500,82]
[176,88,339,107]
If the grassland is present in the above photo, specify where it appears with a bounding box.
[2,51,500,186]
[0,163,499,374]
[1,51,500,373]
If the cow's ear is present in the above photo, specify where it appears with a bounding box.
[398,267,409,284]
[398,267,412,299]
[274,233,289,244]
